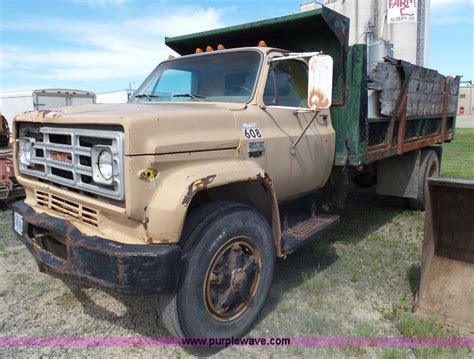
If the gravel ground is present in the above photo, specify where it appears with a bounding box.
[0,190,472,358]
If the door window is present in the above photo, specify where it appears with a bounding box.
[263,59,308,108]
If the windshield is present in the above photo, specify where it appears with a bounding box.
[131,51,262,104]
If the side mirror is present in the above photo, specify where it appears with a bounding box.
[308,55,333,110]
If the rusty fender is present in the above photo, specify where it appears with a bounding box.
[143,160,282,254]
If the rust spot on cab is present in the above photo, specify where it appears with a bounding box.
[182,174,216,206]
[36,109,63,119]
[37,110,53,118]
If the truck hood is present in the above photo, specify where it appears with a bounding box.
[14,102,245,155]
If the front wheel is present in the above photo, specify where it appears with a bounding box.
[158,202,275,338]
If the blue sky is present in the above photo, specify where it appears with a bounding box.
[1,0,473,93]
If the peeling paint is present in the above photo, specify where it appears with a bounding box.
[182,174,217,206]
[37,110,53,118]
[34,109,63,119]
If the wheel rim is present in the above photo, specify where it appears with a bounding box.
[204,236,262,322]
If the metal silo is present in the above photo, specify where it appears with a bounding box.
[300,0,430,67]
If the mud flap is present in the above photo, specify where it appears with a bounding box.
[415,178,474,333]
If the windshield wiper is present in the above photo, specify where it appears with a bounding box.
[134,93,160,102]
[173,93,206,102]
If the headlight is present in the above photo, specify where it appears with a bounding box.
[98,150,113,180]
[92,146,115,185]
[19,137,35,167]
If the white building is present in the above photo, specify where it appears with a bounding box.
[96,89,133,104]
[301,0,430,67]
[0,89,95,130]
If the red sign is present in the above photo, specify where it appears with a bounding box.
[387,0,417,24]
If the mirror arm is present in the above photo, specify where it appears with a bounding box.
[290,110,320,155]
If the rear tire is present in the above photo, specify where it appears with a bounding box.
[158,201,275,338]
[409,150,440,210]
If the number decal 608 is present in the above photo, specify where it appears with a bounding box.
[244,128,262,139]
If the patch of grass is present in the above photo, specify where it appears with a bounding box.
[398,314,451,338]
[374,294,412,322]
[310,239,338,272]
[344,322,380,356]
[442,128,474,179]
[398,314,468,358]
[0,242,7,258]
[302,314,340,336]
[381,348,411,359]
[301,272,329,295]
[375,294,472,358]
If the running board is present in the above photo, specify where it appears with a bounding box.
[281,214,340,254]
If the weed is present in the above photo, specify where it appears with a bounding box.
[376,295,472,358]
[301,272,328,295]
[345,322,378,356]
[374,294,411,322]
[381,348,410,359]
[399,313,470,358]
[399,314,449,337]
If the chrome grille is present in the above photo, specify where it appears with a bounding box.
[19,125,124,200]
[36,190,99,227]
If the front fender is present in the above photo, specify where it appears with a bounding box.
[144,159,266,244]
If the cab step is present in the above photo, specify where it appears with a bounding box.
[281,214,339,254]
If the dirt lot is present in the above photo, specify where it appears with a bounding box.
[1,130,473,357]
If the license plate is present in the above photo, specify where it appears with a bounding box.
[14,212,23,235]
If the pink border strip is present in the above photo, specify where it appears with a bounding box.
[0,337,473,347]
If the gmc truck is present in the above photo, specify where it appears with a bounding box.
[11,7,459,338]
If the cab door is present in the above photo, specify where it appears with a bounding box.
[259,58,335,199]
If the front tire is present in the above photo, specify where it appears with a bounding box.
[158,202,275,338]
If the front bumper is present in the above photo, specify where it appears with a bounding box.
[12,201,183,296]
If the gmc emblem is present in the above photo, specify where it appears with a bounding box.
[50,151,72,163]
